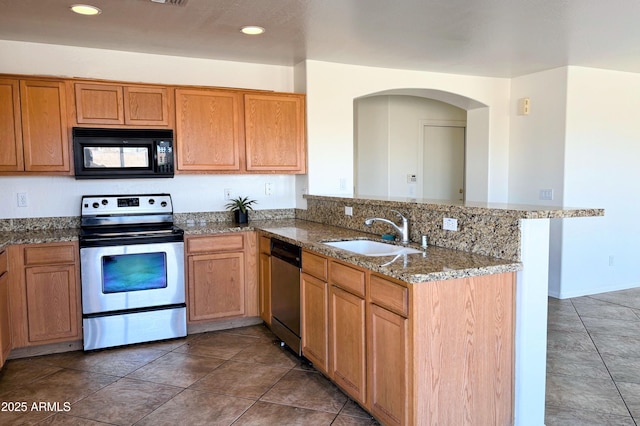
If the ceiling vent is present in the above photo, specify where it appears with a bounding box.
[149,0,188,6]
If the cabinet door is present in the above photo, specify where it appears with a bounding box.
[368,304,409,426]
[75,83,125,124]
[330,285,366,405]
[123,86,170,126]
[0,78,24,171]
[188,251,245,322]
[20,80,70,172]
[244,93,306,173]
[175,89,243,171]
[0,271,11,367]
[302,272,329,374]
[25,264,79,343]
[259,252,272,325]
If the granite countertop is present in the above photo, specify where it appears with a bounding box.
[181,219,522,284]
[305,194,605,219]
[0,219,521,284]
[0,228,80,251]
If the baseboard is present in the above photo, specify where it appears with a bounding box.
[8,340,83,360]
[6,317,265,360]
[551,282,640,300]
[187,316,263,334]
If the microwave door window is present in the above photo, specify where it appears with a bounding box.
[84,147,150,168]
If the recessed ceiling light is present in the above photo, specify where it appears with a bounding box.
[70,4,102,16]
[240,26,265,35]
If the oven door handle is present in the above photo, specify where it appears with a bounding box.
[80,234,184,248]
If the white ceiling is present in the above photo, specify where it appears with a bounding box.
[2,0,640,78]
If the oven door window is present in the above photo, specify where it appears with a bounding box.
[102,252,167,293]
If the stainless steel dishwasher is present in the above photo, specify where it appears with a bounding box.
[270,238,302,355]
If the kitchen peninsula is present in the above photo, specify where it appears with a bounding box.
[297,194,604,426]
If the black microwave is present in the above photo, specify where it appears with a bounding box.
[73,127,175,179]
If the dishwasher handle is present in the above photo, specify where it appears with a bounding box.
[270,238,301,268]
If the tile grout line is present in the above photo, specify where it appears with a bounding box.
[570,297,639,425]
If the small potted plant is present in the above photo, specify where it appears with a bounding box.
[225,196,257,224]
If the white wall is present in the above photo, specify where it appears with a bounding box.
[355,95,466,198]
[559,67,640,297]
[509,66,640,298]
[508,68,568,296]
[354,96,390,196]
[0,40,293,90]
[508,68,568,206]
[303,60,511,202]
[0,40,297,218]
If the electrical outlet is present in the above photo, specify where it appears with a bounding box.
[339,178,347,191]
[539,189,554,201]
[17,192,28,207]
[443,217,458,231]
[224,188,232,200]
[265,182,273,196]
[345,206,353,216]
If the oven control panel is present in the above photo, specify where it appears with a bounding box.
[81,194,173,216]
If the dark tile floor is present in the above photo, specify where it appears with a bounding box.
[0,325,377,425]
[4,286,640,425]
[546,287,640,425]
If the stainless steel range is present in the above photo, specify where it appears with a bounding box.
[79,194,186,351]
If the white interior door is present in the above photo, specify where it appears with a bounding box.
[422,125,465,201]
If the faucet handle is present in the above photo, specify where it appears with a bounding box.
[390,209,407,222]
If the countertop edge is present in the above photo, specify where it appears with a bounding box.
[0,219,523,285]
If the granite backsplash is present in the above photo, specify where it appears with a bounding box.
[296,197,523,261]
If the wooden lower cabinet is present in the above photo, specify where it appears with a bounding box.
[188,251,245,321]
[25,264,79,343]
[8,242,81,348]
[368,304,409,426]
[409,273,514,425]
[186,232,258,324]
[300,250,515,426]
[301,272,328,374]
[329,284,367,405]
[0,249,11,367]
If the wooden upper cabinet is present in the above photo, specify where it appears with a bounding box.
[123,86,170,126]
[75,82,170,126]
[20,79,70,172]
[75,83,124,124]
[1,78,70,173]
[175,88,243,171]
[244,93,306,173]
[0,78,23,171]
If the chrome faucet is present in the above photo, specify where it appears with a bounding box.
[364,210,410,244]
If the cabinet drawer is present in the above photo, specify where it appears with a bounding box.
[302,250,328,281]
[329,261,365,297]
[370,274,409,317]
[0,249,7,275]
[259,235,271,254]
[187,233,244,254]
[23,244,76,266]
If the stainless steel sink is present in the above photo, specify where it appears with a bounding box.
[323,239,423,257]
